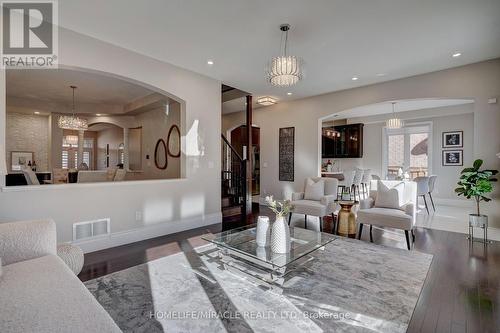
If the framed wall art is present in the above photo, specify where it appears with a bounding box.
[442,150,463,166]
[11,151,33,171]
[442,131,463,148]
[279,127,294,181]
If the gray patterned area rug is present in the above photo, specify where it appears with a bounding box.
[85,237,432,333]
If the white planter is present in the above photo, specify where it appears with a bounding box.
[271,216,291,253]
[256,216,271,247]
[469,214,488,228]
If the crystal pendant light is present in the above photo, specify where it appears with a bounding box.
[267,24,303,87]
[58,85,88,131]
[386,102,403,129]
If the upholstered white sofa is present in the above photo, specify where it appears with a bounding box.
[0,219,121,333]
[357,180,417,250]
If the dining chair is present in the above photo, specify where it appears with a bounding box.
[21,167,40,185]
[428,175,438,211]
[352,168,365,200]
[414,176,430,214]
[361,169,372,199]
[337,170,356,199]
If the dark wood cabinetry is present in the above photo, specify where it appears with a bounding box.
[322,123,364,158]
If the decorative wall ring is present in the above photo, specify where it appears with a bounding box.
[154,138,168,170]
[167,124,181,158]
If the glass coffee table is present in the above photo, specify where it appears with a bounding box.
[202,225,336,290]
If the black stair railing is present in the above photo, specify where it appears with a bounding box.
[221,134,246,217]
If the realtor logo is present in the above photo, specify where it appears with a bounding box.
[1,0,58,68]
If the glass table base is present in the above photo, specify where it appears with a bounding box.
[216,246,322,292]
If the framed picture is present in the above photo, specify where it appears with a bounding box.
[442,150,463,166]
[11,151,34,171]
[279,127,295,181]
[442,131,463,148]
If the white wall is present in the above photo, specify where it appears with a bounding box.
[222,59,500,227]
[136,103,181,180]
[338,104,475,199]
[96,125,123,169]
[6,112,50,172]
[0,28,221,249]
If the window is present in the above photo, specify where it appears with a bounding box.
[61,136,94,169]
[83,151,90,167]
[383,123,432,179]
[62,150,69,169]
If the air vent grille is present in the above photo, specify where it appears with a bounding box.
[73,218,110,241]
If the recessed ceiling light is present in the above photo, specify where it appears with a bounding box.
[452,52,461,58]
[287,92,292,96]
[34,111,40,115]
[207,60,214,65]
[376,73,386,77]
[351,77,359,81]
[257,96,277,106]
[96,113,102,116]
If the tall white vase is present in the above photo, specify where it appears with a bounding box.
[271,215,291,253]
[256,216,271,247]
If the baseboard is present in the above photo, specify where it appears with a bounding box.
[72,212,222,254]
[432,198,474,208]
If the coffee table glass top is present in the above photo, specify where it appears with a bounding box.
[202,225,336,268]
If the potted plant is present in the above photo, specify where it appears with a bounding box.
[455,159,498,230]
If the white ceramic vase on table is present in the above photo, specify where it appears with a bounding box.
[271,215,291,253]
[256,216,271,247]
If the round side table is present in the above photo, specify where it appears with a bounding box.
[335,200,358,238]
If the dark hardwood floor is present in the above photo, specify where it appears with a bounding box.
[79,205,500,333]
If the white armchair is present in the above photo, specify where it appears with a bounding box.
[357,180,417,250]
[289,177,338,232]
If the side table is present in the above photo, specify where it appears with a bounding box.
[335,200,358,238]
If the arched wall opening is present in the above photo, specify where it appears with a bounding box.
[4,65,185,185]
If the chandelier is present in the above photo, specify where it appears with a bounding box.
[257,96,277,106]
[58,85,88,131]
[386,102,404,129]
[267,24,303,87]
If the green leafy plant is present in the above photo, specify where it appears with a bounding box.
[455,159,498,215]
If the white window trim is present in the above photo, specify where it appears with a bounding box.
[382,121,433,179]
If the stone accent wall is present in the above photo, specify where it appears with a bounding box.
[6,112,50,172]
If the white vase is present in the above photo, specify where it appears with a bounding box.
[271,215,291,253]
[256,216,271,247]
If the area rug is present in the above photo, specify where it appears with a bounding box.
[85,237,432,333]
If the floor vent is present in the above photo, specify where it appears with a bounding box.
[73,218,110,241]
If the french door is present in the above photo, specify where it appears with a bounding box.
[382,123,432,180]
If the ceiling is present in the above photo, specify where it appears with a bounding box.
[6,68,153,106]
[59,0,500,107]
[322,98,474,121]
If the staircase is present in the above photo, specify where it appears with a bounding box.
[221,134,246,221]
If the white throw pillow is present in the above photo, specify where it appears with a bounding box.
[375,181,405,209]
[304,179,325,201]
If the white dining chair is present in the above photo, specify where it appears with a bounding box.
[361,169,372,199]
[352,168,364,200]
[414,176,430,214]
[428,175,438,211]
[337,170,355,199]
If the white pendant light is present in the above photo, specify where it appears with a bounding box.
[58,85,88,131]
[267,24,303,87]
[386,102,403,129]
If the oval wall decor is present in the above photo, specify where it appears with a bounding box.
[167,124,181,158]
[154,138,168,170]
